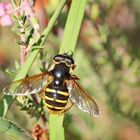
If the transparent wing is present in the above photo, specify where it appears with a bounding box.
[68,75,100,117]
[3,72,51,96]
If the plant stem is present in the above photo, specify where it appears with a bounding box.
[49,0,87,140]
[49,114,65,140]
[59,0,87,53]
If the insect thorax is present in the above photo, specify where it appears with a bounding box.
[50,63,70,79]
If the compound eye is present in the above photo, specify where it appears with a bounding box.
[54,56,63,62]
[65,58,72,66]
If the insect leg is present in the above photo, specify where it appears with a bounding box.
[63,100,73,113]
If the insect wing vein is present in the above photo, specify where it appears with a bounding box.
[3,72,50,96]
[69,76,100,117]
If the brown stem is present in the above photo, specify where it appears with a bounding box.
[20,45,28,64]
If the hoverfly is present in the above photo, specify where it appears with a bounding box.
[3,53,100,117]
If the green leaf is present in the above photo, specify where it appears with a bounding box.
[14,61,20,71]
[59,0,87,53]
[16,40,25,45]
[11,28,20,36]
[18,0,22,7]
[0,117,32,140]
[32,45,45,50]
[24,23,31,30]
[11,0,17,8]
[12,15,18,21]
[22,15,27,25]
[4,69,16,77]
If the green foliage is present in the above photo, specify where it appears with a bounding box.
[59,0,87,53]
[63,113,73,128]
[11,0,21,8]
[16,97,45,118]
[0,117,32,140]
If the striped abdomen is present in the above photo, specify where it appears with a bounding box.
[45,87,69,112]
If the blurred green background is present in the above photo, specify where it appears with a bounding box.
[0,0,140,140]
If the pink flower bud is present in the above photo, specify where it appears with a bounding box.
[0,2,13,26]
[0,15,12,26]
[5,3,13,14]
[0,3,6,16]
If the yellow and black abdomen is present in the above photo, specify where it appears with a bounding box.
[45,82,69,113]
[45,63,71,113]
